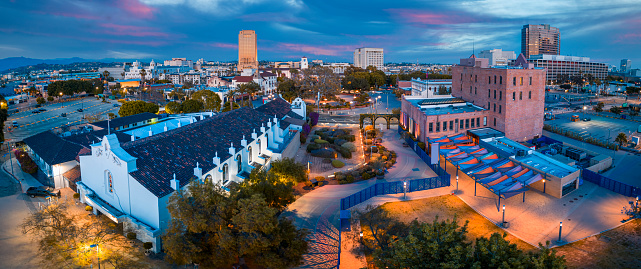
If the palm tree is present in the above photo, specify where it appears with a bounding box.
[615,133,628,147]
[225,89,237,109]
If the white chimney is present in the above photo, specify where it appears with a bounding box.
[164,123,168,132]
[260,123,265,134]
[251,129,257,139]
[213,152,221,166]
[131,135,135,142]
[229,142,235,156]
[178,120,182,128]
[194,162,203,179]
[267,119,272,128]
[148,127,153,137]
[170,173,179,190]
[273,114,278,124]
[241,135,247,147]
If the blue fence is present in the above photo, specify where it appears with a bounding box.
[340,175,450,210]
[583,169,641,197]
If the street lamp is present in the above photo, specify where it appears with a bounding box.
[403,181,407,199]
[557,222,563,244]
[456,175,459,193]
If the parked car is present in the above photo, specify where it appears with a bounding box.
[25,186,60,198]
[582,117,591,121]
[113,104,120,107]
[12,121,18,127]
[77,108,83,112]
[38,108,46,112]
[60,113,67,117]
[31,110,40,114]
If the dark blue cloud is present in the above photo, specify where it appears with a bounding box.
[0,0,639,66]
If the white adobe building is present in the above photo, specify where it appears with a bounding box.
[410,78,453,98]
[76,98,306,252]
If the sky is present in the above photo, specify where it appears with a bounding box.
[0,0,640,67]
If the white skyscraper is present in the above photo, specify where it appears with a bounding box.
[301,57,308,69]
[354,48,384,70]
[478,49,516,66]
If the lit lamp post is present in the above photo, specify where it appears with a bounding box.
[403,181,407,199]
[359,231,363,244]
[557,222,563,244]
[501,205,509,228]
[456,175,459,193]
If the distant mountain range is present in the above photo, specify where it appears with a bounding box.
[0,57,101,72]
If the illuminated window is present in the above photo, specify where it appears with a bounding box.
[105,170,114,194]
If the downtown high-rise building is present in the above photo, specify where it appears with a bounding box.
[353,48,384,70]
[620,59,631,74]
[238,30,258,71]
[521,24,560,58]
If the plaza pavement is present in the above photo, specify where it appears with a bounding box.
[286,125,635,268]
[0,158,46,269]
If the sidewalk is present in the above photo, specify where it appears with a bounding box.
[2,158,43,193]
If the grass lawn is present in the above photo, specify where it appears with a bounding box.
[364,194,536,251]
[555,218,641,269]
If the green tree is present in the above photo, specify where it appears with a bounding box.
[118,100,159,117]
[615,132,628,147]
[299,66,340,100]
[610,106,622,115]
[191,90,222,112]
[168,88,186,100]
[20,199,147,268]
[238,169,295,211]
[102,70,110,80]
[594,102,605,113]
[36,97,46,105]
[163,179,308,268]
[277,78,298,102]
[47,96,54,102]
[268,157,308,184]
[437,85,449,95]
[165,101,182,114]
[221,101,240,112]
[181,99,203,113]
[239,81,261,107]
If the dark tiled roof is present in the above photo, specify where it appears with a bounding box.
[92,113,159,129]
[233,76,254,83]
[255,97,291,120]
[23,131,84,165]
[63,165,81,183]
[282,117,306,127]
[64,129,131,148]
[122,107,272,198]
[260,72,276,77]
[286,110,304,120]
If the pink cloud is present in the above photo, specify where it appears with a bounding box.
[275,43,355,56]
[210,42,238,49]
[42,12,102,20]
[386,9,477,25]
[117,0,155,19]
[614,33,641,44]
[98,23,170,38]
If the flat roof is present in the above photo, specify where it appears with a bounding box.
[467,128,505,138]
[420,104,484,116]
[418,97,466,106]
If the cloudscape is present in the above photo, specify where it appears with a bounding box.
[1,0,640,64]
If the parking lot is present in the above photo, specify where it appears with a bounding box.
[545,112,640,144]
[5,97,120,141]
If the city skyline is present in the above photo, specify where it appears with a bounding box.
[0,0,640,66]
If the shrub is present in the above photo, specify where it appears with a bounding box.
[14,149,38,174]
[326,137,335,144]
[334,172,345,181]
[322,158,332,163]
[311,149,337,158]
[334,139,347,146]
[417,142,426,150]
[73,193,80,199]
[85,206,93,212]
[346,174,354,183]
[338,147,352,158]
[338,134,356,142]
[302,123,311,135]
[309,112,319,126]
[318,181,325,187]
[341,142,356,152]
[307,143,321,153]
[310,135,320,140]
[332,160,345,168]
[300,133,307,144]
[143,242,153,250]
[315,176,325,182]
[127,232,137,240]
[365,139,373,145]
[314,139,329,144]
[370,147,379,153]
[362,172,372,180]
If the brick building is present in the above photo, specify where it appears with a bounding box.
[401,54,546,142]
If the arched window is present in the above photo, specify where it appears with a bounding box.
[205,174,212,183]
[222,164,229,183]
[257,139,261,155]
[236,154,242,172]
[248,146,252,163]
[105,170,113,194]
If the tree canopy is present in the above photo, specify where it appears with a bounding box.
[356,207,566,269]
[163,178,308,268]
[47,79,104,96]
[181,99,203,113]
[164,101,182,114]
[118,100,159,117]
[299,66,340,100]
[277,78,299,102]
[191,89,222,112]
[268,157,308,184]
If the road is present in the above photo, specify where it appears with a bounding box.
[5,97,120,141]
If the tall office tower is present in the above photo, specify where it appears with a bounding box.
[353,48,384,70]
[620,59,631,74]
[521,24,560,58]
[238,30,258,72]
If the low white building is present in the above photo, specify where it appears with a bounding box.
[410,78,452,98]
[478,49,516,66]
[76,98,306,252]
